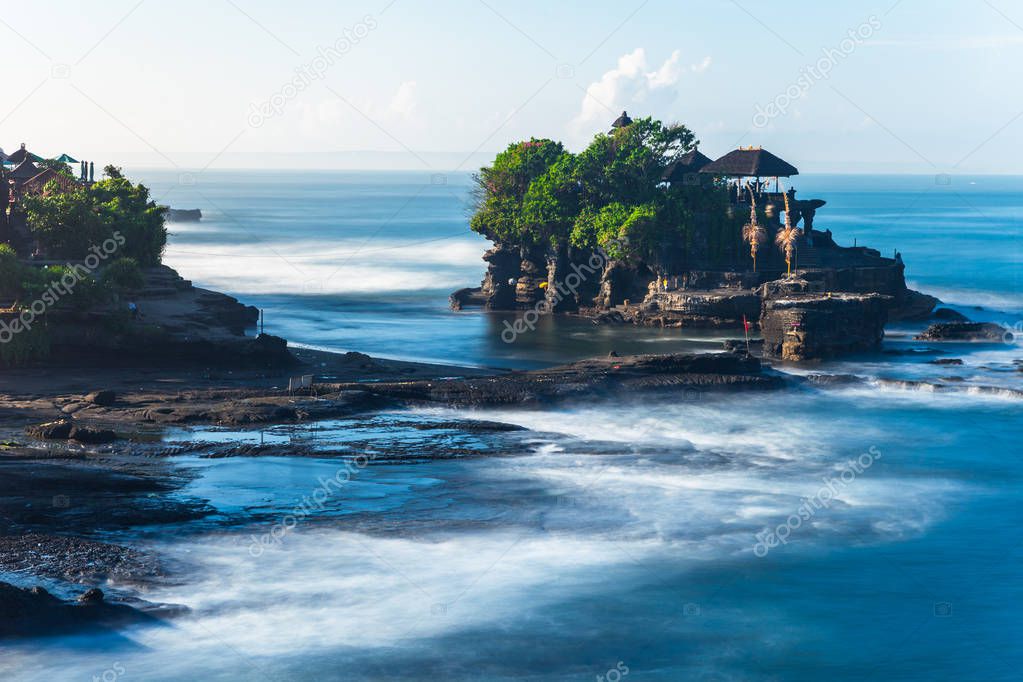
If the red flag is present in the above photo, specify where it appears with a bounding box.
[743,315,751,331]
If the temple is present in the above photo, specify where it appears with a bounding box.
[455,113,939,360]
[0,143,98,254]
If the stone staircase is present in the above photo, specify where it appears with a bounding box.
[139,266,193,298]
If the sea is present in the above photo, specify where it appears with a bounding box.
[2,170,1021,681]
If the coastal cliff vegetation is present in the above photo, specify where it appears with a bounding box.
[469,117,743,266]
[22,165,166,266]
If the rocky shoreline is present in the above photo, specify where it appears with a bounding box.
[452,236,941,362]
[1,258,1014,641]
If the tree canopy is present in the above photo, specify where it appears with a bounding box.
[22,173,167,266]
[470,117,739,266]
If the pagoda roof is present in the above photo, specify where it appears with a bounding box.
[662,149,713,182]
[9,159,40,180]
[611,111,633,128]
[7,146,44,164]
[700,147,799,177]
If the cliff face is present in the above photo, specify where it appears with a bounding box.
[458,235,936,360]
[760,293,891,362]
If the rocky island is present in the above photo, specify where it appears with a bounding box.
[453,112,938,361]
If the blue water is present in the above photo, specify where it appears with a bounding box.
[3,171,1021,681]
[146,170,1023,366]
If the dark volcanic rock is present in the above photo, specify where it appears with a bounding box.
[164,208,202,222]
[69,425,118,444]
[932,308,970,323]
[915,322,1007,342]
[0,580,160,638]
[332,353,783,407]
[26,419,74,440]
[760,293,891,361]
[889,288,939,321]
[723,338,765,353]
[85,390,117,407]
[449,287,486,310]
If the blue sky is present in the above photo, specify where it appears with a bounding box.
[2,0,1021,172]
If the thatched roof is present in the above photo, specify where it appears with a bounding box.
[9,160,40,180]
[6,145,43,165]
[662,149,713,182]
[21,167,79,194]
[700,147,798,177]
[611,111,633,128]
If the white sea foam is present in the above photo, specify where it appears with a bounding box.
[163,237,487,294]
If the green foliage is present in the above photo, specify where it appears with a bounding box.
[469,116,732,266]
[90,178,167,266]
[22,185,108,260]
[38,159,74,177]
[103,165,124,179]
[101,257,145,292]
[0,244,20,296]
[22,173,167,266]
[0,323,51,367]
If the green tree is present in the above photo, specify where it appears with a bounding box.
[38,159,74,177]
[469,116,734,269]
[90,177,167,266]
[22,184,109,260]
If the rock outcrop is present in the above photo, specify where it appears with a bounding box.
[0,581,160,638]
[760,293,891,362]
[332,352,784,406]
[458,226,934,361]
[915,322,1008,342]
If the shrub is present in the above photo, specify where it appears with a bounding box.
[101,257,145,292]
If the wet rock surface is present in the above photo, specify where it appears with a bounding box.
[332,353,784,406]
[915,322,1008,342]
[0,581,168,639]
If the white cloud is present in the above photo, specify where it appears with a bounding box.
[572,49,711,131]
[691,56,712,73]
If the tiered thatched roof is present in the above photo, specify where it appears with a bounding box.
[611,111,633,128]
[700,147,798,177]
[661,149,713,182]
[9,160,40,180]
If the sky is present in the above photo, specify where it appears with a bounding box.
[1,0,1021,173]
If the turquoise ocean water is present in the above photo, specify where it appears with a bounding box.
[3,171,1021,681]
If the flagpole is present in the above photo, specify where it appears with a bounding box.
[743,315,751,355]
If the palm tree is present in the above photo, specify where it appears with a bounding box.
[775,190,802,275]
[741,188,766,272]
